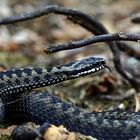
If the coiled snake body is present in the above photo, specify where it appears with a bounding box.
[0,57,140,140]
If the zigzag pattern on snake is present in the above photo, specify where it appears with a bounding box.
[0,56,140,140]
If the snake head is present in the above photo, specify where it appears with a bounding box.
[62,56,106,78]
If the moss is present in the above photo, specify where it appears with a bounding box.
[0,135,11,140]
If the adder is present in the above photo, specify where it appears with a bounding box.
[0,56,140,140]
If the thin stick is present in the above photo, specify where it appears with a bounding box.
[45,32,140,53]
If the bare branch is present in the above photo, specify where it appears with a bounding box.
[45,32,140,53]
[117,42,140,60]
[131,14,140,24]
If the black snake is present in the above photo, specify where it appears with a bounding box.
[0,56,140,140]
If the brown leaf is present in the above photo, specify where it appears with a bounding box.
[86,74,117,96]
[0,125,16,136]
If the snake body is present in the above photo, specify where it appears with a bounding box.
[7,91,140,140]
[0,56,140,140]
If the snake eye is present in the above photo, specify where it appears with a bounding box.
[100,61,105,65]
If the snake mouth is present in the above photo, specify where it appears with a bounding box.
[71,65,105,78]
[60,57,107,78]
[68,62,106,78]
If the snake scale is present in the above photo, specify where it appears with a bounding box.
[0,56,140,140]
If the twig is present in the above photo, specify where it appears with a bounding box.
[11,122,49,140]
[100,89,135,101]
[0,5,140,91]
[131,14,140,24]
[117,42,140,60]
[44,32,140,53]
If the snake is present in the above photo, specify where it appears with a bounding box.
[0,56,140,140]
